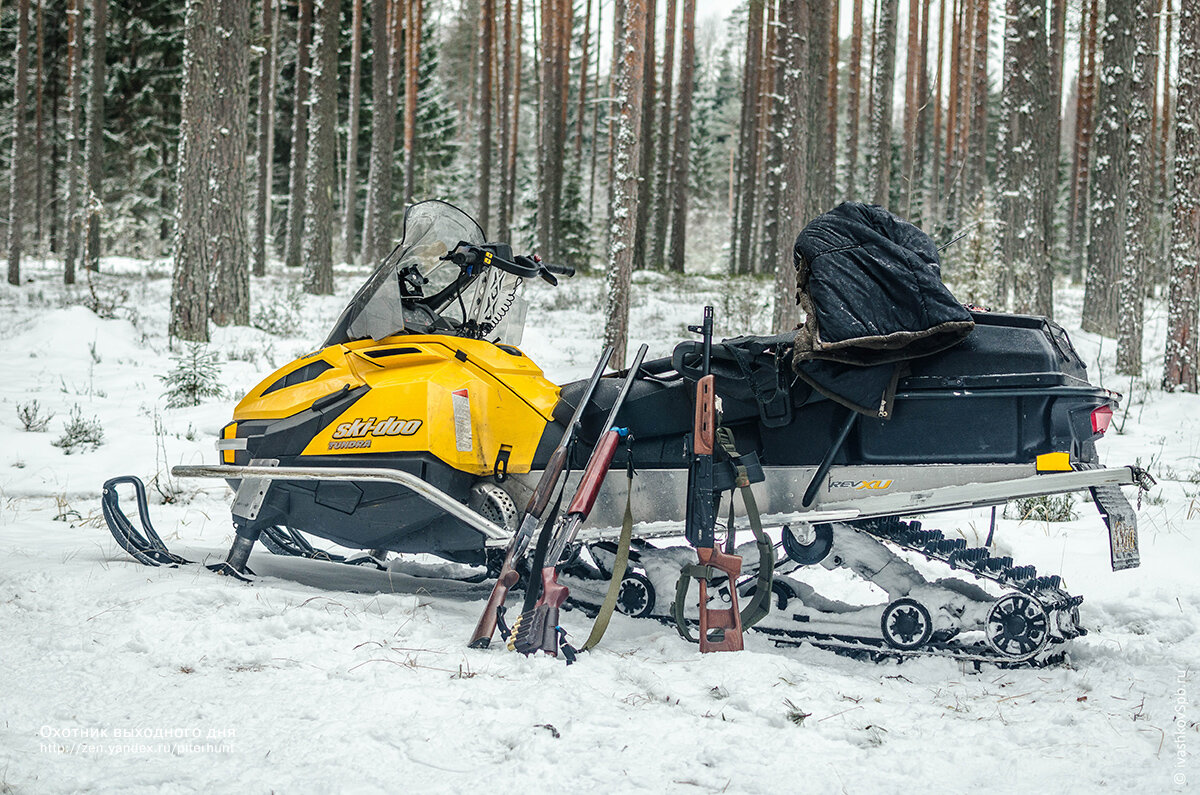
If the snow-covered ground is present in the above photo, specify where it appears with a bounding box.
[0,258,1196,793]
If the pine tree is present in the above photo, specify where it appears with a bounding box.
[283,0,313,269]
[84,0,106,271]
[362,0,398,264]
[1069,0,1098,283]
[731,0,763,275]
[771,0,806,333]
[650,0,678,269]
[1164,0,1200,391]
[996,0,1052,316]
[172,0,218,342]
[846,0,864,197]
[7,0,31,287]
[208,0,251,326]
[301,0,341,295]
[603,0,646,367]
[1082,0,1136,335]
[63,0,83,285]
[666,0,696,274]
[477,0,493,230]
[253,0,277,276]
[340,0,362,264]
[867,0,897,206]
[1116,0,1158,375]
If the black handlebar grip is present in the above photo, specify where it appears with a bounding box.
[543,263,575,277]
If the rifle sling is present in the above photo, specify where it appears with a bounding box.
[580,451,636,652]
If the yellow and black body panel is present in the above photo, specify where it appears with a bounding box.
[228,335,559,477]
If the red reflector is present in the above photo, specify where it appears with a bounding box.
[1091,405,1113,434]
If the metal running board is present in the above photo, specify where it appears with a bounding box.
[172,464,511,542]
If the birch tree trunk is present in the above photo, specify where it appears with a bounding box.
[603,0,646,368]
[302,0,342,295]
[1164,0,1200,391]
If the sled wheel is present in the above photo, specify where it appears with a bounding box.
[986,593,1050,658]
[880,597,933,650]
[616,571,656,618]
[469,483,519,534]
[742,580,796,611]
[782,523,834,565]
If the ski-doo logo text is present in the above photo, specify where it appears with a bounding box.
[827,478,894,491]
[331,417,423,440]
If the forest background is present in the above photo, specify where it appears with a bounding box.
[0,0,1198,385]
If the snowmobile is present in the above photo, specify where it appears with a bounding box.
[103,200,1151,666]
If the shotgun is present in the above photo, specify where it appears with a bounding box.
[685,307,744,652]
[468,346,614,648]
[510,343,650,658]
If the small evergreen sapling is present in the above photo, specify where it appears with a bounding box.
[160,343,227,408]
[52,405,105,454]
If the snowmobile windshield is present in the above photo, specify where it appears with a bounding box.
[323,201,488,347]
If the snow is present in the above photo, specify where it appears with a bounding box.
[0,259,1198,793]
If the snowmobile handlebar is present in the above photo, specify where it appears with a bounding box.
[444,242,572,285]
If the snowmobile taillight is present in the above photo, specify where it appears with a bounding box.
[1091,405,1113,435]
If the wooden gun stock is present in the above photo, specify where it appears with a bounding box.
[468,566,520,648]
[696,546,744,652]
[565,430,621,518]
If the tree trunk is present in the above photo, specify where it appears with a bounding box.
[172,0,218,342]
[403,0,423,204]
[1069,0,1098,283]
[808,0,832,211]
[538,0,562,261]
[757,0,783,276]
[997,0,1051,317]
[771,0,808,333]
[505,0,524,231]
[33,0,44,252]
[302,0,342,295]
[632,0,656,271]
[846,0,863,197]
[867,0,897,206]
[207,0,251,326]
[340,0,362,264]
[928,0,945,221]
[1164,0,1200,391]
[826,0,839,204]
[965,0,988,205]
[1116,0,1158,374]
[477,0,494,230]
[64,0,83,285]
[7,0,31,287]
[649,0,677,269]
[901,0,920,215]
[1082,0,1136,335]
[362,0,398,264]
[84,0,106,271]
[253,0,276,277]
[284,0,313,269]
[731,0,762,275]
[603,0,646,368]
[666,0,696,274]
[498,0,515,240]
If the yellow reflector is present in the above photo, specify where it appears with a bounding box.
[222,423,237,464]
[1036,452,1072,472]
